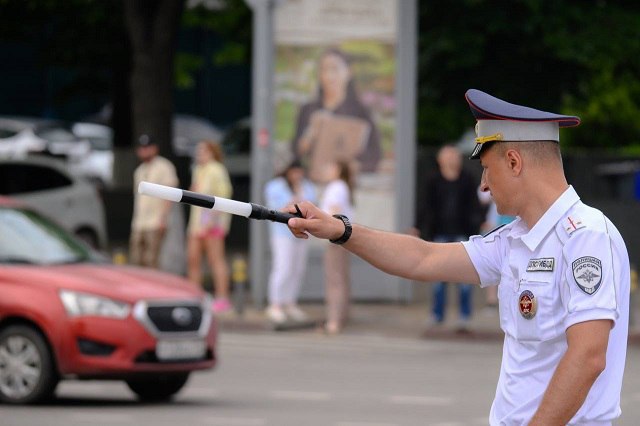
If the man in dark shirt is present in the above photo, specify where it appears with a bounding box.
[414,145,482,330]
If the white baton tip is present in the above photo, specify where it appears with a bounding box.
[138,181,182,202]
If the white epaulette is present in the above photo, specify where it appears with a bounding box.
[563,215,586,236]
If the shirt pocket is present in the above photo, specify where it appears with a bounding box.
[513,274,558,342]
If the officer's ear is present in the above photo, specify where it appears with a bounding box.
[504,148,523,176]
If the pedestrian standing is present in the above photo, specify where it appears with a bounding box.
[186,140,233,313]
[413,145,482,331]
[264,160,317,325]
[130,134,178,268]
[320,161,355,334]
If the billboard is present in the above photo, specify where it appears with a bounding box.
[274,0,398,233]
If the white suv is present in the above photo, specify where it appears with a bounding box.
[0,156,107,249]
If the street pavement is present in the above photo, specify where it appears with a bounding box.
[216,299,640,344]
[4,315,640,426]
[4,301,640,425]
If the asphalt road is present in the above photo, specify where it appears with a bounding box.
[4,331,640,426]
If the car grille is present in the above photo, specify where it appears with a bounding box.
[146,305,203,332]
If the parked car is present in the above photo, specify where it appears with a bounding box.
[71,122,114,187]
[0,198,217,404]
[0,116,92,160]
[173,114,224,157]
[0,116,114,187]
[0,156,107,249]
[0,116,49,157]
[221,116,251,176]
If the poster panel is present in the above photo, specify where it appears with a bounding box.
[274,0,398,235]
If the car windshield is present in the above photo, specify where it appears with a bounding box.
[0,207,99,265]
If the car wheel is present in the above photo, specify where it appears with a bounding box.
[126,373,190,402]
[0,325,59,404]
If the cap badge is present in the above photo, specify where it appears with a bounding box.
[474,132,503,144]
[518,290,537,320]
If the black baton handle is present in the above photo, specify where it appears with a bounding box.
[249,203,303,224]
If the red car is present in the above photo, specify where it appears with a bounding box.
[0,197,217,404]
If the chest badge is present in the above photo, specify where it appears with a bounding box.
[518,290,537,319]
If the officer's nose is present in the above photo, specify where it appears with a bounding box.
[480,170,489,193]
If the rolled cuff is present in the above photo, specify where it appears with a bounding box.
[565,308,617,332]
[462,238,498,288]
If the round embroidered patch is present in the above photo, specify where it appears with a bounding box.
[572,256,602,295]
[519,290,537,320]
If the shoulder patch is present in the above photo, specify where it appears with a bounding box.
[572,256,602,295]
[564,216,585,236]
[482,224,506,238]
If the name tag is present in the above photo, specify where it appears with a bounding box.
[527,258,554,272]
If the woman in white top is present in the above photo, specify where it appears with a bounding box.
[319,161,354,334]
[264,160,317,324]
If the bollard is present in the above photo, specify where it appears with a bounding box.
[231,254,248,317]
[112,248,128,265]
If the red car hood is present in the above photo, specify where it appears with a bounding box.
[0,264,204,303]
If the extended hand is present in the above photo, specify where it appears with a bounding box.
[284,201,345,241]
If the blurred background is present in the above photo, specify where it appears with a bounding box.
[1,0,640,423]
[0,0,638,256]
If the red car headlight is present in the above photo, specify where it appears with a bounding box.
[59,290,131,319]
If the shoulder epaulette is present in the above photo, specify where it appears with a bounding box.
[564,215,585,236]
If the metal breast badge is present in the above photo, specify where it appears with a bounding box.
[518,290,537,319]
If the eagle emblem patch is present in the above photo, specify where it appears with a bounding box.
[518,290,537,320]
[572,256,602,295]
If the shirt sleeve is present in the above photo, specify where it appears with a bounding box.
[562,228,618,330]
[462,230,505,288]
[264,179,292,210]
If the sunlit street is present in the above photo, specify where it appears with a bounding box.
[4,330,640,426]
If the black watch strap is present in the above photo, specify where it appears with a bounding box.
[330,214,352,245]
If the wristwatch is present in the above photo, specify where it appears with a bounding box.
[330,214,352,245]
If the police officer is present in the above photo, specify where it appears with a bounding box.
[285,89,630,425]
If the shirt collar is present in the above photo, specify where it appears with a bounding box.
[513,186,580,251]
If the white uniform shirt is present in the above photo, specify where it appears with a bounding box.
[463,186,629,425]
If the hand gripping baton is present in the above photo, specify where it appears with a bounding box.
[138,181,302,224]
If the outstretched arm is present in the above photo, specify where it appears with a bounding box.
[286,201,480,285]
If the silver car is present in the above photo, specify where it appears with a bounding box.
[0,156,107,249]
[0,116,49,157]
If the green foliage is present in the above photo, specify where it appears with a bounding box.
[182,0,251,66]
[2,0,639,152]
[417,0,640,150]
[0,0,251,104]
[212,41,246,66]
[175,53,205,89]
[0,0,127,112]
